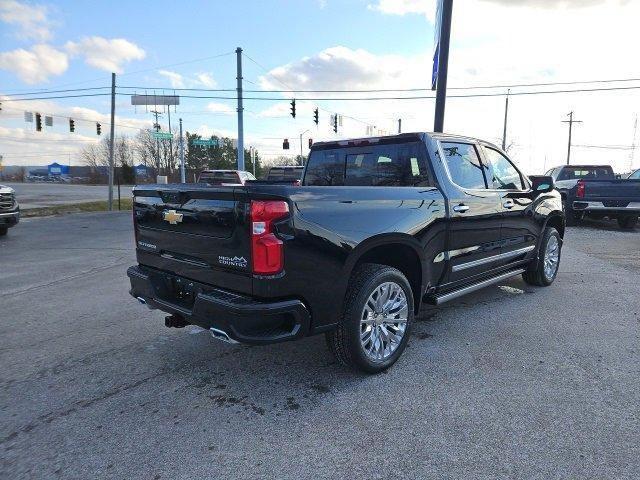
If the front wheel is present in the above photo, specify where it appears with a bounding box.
[523,227,562,287]
[617,215,638,230]
[326,263,414,374]
[0,226,7,236]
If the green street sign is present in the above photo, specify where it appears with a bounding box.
[151,131,173,140]
[192,139,218,147]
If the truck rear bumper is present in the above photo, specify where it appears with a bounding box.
[127,265,310,345]
[572,201,640,213]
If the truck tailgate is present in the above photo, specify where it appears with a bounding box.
[133,184,253,294]
[582,179,640,201]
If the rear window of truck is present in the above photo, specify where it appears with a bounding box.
[303,142,430,187]
[199,171,241,184]
[557,167,614,180]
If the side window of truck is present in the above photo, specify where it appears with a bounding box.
[483,147,525,190]
[440,142,488,189]
[304,151,345,186]
[344,143,430,187]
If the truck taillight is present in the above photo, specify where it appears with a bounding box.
[576,180,586,198]
[250,200,289,274]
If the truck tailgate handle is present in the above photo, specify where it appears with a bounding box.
[453,204,470,213]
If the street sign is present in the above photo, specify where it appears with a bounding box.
[151,131,173,140]
[192,139,218,147]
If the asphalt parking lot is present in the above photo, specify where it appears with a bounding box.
[1,213,639,479]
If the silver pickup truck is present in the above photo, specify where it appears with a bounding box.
[0,185,20,236]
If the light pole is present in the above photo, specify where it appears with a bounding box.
[299,129,310,165]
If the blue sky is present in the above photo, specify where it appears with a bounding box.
[2,0,640,172]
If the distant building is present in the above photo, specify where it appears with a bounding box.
[47,162,70,176]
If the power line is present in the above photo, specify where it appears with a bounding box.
[1,106,148,130]
[1,93,113,102]
[115,76,640,94]
[1,86,110,96]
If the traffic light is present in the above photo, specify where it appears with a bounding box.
[333,113,338,133]
[69,119,75,132]
[96,122,101,135]
[35,113,42,132]
[283,138,290,150]
[290,99,296,119]
[313,108,319,125]
[308,138,313,149]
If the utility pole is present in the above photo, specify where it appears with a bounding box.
[236,47,245,171]
[433,0,453,133]
[167,105,173,172]
[562,111,582,165]
[179,118,185,183]
[108,72,116,211]
[299,129,310,165]
[501,89,510,151]
[629,115,638,172]
[398,118,402,134]
[151,110,162,176]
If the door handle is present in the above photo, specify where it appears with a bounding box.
[453,204,470,213]
[503,200,515,209]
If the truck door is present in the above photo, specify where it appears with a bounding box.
[480,145,538,264]
[437,141,503,285]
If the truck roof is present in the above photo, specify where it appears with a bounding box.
[311,131,502,151]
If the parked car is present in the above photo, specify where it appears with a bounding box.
[264,166,304,182]
[0,184,20,236]
[546,164,640,229]
[197,170,256,185]
[128,133,564,373]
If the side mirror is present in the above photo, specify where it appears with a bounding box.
[529,175,554,193]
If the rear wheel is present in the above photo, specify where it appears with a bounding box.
[0,226,7,236]
[523,227,561,287]
[617,215,638,230]
[326,263,414,374]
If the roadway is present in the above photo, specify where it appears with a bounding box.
[3,182,134,209]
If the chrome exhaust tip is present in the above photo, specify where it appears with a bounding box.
[209,327,239,344]
[136,296,146,305]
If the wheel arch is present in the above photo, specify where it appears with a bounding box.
[343,234,426,314]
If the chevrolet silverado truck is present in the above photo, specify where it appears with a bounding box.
[546,164,640,229]
[0,184,20,236]
[128,133,564,373]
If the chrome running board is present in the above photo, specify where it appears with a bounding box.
[427,268,526,305]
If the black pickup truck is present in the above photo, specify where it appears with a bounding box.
[546,165,640,229]
[128,133,564,373]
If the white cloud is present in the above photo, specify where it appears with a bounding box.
[0,0,52,41]
[0,44,68,83]
[368,0,435,20]
[158,69,185,88]
[206,102,235,115]
[65,36,145,73]
[196,72,217,88]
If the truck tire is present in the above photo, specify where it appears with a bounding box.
[0,226,7,236]
[326,263,414,374]
[617,215,638,230]
[523,227,561,287]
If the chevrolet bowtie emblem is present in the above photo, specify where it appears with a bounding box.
[163,210,184,225]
